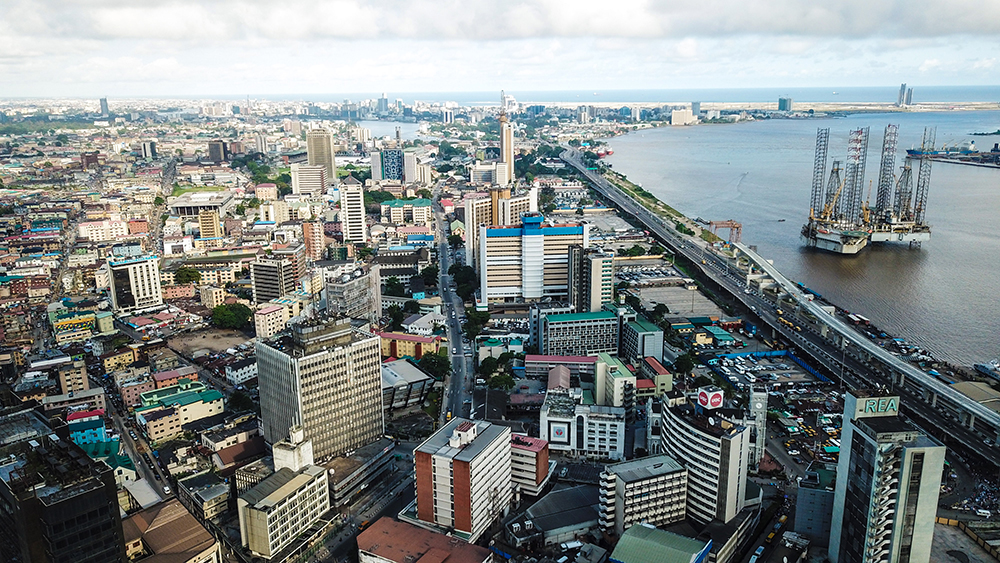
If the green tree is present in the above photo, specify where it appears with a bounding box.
[235,204,246,215]
[576,207,585,216]
[418,353,451,381]
[417,189,432,199]
[228,390,255,413]
[489,373,515,391]
[153,196,164,206]
[652,303,670,319]
[447,234,463,249]
[625,244,647,257]
[211,303,252,329]
[403,300,421,314]
[174,267,202,284]
[421,265,439,287]
[384,276,407,297]
[479,356,499,376]
[386,304,406,331]
[674,353,696,375]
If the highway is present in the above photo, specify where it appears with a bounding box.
[561,148,1000,468]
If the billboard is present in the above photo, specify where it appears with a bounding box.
[698,387,725,410]
[548,422,570,444]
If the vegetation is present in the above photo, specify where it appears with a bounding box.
[462,308,490,341]
[228,390,256,413]
[418,351,452,381]
[211,303,252,329]
[448,264,479,302]
[386,304,405,331]
[403,300,421,314]
[447,234,464,249]
[384,276,407,297]
[421,265,439,288]
[174,267,202,284]
[153,196,164,206]
[674,353,696,375]
[479,356,499,376]
[489,373,515,391]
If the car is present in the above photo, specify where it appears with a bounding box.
[755,546,765,556]
[162,485,170,494]
[787,449,800,455]
[154,472,161,480]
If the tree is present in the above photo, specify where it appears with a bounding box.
[384,276,406,297]
[386,304,405,331]
[674,353,696,375]
[175,266,202,284]
[463,308,490,341]
[479,356,499,376]
[211,303,252,329]
[417,189,432,199]
[625,244,647,257]
[421,265,439,287]
[652,303,670,319]
[447,234,463,249]
[489,373,515,391]
[153,196,164,206]
[228,390,255,413]
[418,352,451,381]
[576,207,585,216]
[235,204,246,215]
[403,300,421,314]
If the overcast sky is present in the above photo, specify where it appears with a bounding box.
[1,0,998,99]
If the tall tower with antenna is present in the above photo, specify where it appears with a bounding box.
[499,90,514,185]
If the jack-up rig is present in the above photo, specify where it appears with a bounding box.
[801,125,934,254]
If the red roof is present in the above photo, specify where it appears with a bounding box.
[525,354,596,364]
[510,434,548,452]
[636,379,656,389]
[643,356,670,375]
[67,408,104,421]
[357,518,491,563]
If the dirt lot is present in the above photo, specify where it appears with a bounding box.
[168,328,254,357]
[639,285,724,318]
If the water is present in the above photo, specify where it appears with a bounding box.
[605,111,1000,365]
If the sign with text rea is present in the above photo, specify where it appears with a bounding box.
[856,395,900,418]
[698,388,724,410]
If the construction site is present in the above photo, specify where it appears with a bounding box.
[801,125,935,254]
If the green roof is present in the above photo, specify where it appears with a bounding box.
[628,320,661,334]
[161,388,223,407]
[546,311,616,323]
[610,524,711,563]
[68,418,104,432]
[582,390,596,405]
[384,198,432,207]
[598,352,632,378]
[78,440,135,473]
[704,326,735,340]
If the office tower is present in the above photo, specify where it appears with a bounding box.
[290,163,328,196]
[207,140,227,162]
[905,88,913,105]
[371,149,404,182]
[403,149,431,185]
[568,246,615,313]
[0,406,126,563]
[99,97,109,115]
[259,200,290,224]
[141,140,157,159]
[829,390,945,563]
[254,132,267,154]
[539,311,618,356]
[238,464,329,559]
[256,317,383,459]
[198,209,221,239]
[778,97,793,111]
[414,418,513,542]
[306,128,337,180]
[463,187,538,267]
[599,455,688,536]
[250,245,305,304]
[897,83,907,106]
[499,108,515,184]
[657,388,750,524]
[302,221,325,262]
[378,93,390,113]
[108,253,162,313]
[691,101,701,115]
[749,388,768,467]
[795,461,837,546]
[325,264,381,322]
[339,179,367,243]
[478,214,588,303]
[509,434,551,496]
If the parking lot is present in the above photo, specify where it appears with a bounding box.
[640,284,724,318]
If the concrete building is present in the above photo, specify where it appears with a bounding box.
[795,461,837,546]
[599,455,688,537]
[339,180,367,243]
[371,149,404,182]
[357,518,492,563]
[510,434,552,497]
[325,265,382,322]
[238,465,330,559]
[596,352,636,417]
[568,246,615,313]
[620,319,664,362]
[413,418,513,542]
[109,254,163,313]
[178,471,231,523]
[57,359,89,395]
[656,389,750,525]
[778,97,793,111]
[225,357,258,386]
[122,499,221,563]
[540,311,618,357]
[250,245,305,304]
[524,354,598,380]
[671,108,695,125]
[499,109,515,184]
[376,332,445,359]
[540,392,626,461]
[290,163,328,196]
[302,220,325,262]
[306,129,336,181]
[254,305,288,339]
[256,317,383,460]
[829,390,945,563]
[506,485,600,549]
[322,437,395,507]
[200,286,226,309]
[463,187,538,267]
[168,191,236,219]
[381,359,434,411]
[609,524,711,563]
[380,198,433,226]
[135,383,225,443]
[198,209,222,239]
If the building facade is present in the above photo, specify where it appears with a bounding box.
[291,163,328,196]
[238,465,330,559]
[568,246,615,313]
[306,129,336,181]
[599,455,688,537]
[540,311,618,357]
[339,181,367,243]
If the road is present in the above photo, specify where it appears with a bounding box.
[561,148,1000,470]
[431,183,473,423]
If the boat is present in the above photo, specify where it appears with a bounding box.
[906,140,977,156]
[975,359,1000,382]
[777,219,786,222]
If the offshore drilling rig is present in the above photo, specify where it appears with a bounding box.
[801,125,934,254]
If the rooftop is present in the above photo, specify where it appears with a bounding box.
[357,517,491,563]
[545,311,617,323]
[415,418,509,463]
[240,465,325,511]
[604,454,685,483]
[382,359,434,387]
[510,434,548,453]
[122,498,217,562]
[610,523,710,563]
[525,354,597,364]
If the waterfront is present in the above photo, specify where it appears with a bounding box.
[606,110,1000,365]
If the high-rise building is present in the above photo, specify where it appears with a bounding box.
[291,163,328,196]
[897,83,908,107]
[829,390,945,563]
[795,461,837,546]
[509,434,551,496]
[478,213,587,303]
[691,101,701,115]
[499,110,515,185]
[250,244,305,304]
[256,317,383,460]
[598,454,688,536]
[302,220,325,262]
[377,93,390,113]
[905,87,913,106]
[99,97,109,115]
[371,149,404,182]
[0,405,126,563]
[339,178,367,243]
[539,310,618,356]
[141,140,157,159]
[254,132,267,154]
[306,128,337,181]
[108,253,162,313]
[414,418,513,542]
[778,97,793,111]
[568,246,615,313]
[749,388,768,467]
[198,209,221,239]
[655,388,750,524]
[207,140,227,162]
[325,264,382,322]
[463,186,538,267]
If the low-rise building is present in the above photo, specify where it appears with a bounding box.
[609,524,711,563]
[358,518,492,563]
[254,305,288,339]
[122,499,221,563]
[377,331,445,359]
[510,434,552,497]
[178,472,231,523]
[237,465,330,560]
[225,357,258,386]
[381,359,434,411]
[598,455,688,537]
[153,366,199,389]
[540,392,626,461]
[323,438,395,507]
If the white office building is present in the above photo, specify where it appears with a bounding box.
[291,163,328,196]
[237,464,329,559]
[108,254,163,313]
[599,455,688,536]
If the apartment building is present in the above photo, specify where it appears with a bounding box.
[599,455,688,536]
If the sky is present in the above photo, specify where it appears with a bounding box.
[1,0,999,98]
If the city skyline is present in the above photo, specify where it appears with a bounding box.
[1,0,999,97]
